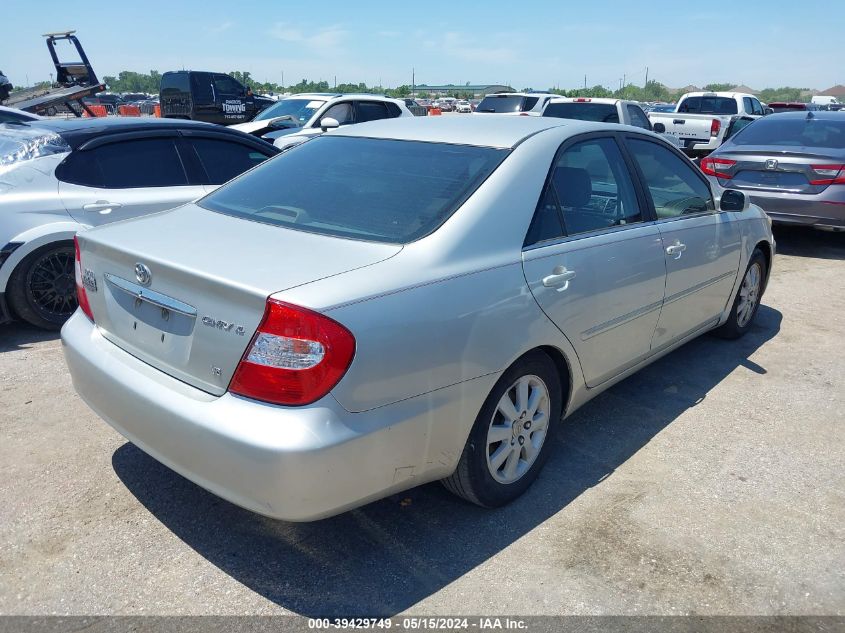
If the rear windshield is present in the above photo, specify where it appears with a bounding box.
[729,116,845,149]
[199,136,508,244]
[476,95,525,113]
[543,102,619,123]
[678,96,738,115]
[160,73,190,97]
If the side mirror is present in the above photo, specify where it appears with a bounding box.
[720,189,748,212]
[267,115,298,129]
[320,117,340,132]
[763,107,774,116]
[653,122,666,133]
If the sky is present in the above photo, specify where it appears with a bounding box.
[4,0,843,91]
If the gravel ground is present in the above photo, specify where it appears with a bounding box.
[0,225,842,617]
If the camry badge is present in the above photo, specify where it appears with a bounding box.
[134,263,152,287]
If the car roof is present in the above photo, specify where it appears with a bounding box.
[328,115,578,148]
[12,117,254,149]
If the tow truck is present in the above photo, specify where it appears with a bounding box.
[1,31,105,117]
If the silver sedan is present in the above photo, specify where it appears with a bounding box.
[62,116,775,521]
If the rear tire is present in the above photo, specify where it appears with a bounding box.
[442,350,563,507]
[7,242,77,330]
[715,248,767,340]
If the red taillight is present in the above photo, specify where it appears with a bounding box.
[700,157,736,179]
[73,236,94,322]
[519,112,530,116]
[809,164,845,186]
[710,119,721,137]
[229,299,355,406]
[573,98,591,102]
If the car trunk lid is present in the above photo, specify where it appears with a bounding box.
[76,204,401,395]
[712,147,842,194]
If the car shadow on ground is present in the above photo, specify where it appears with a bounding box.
[0,322,60,352]
[773,225,844,260]
[112,305,782,617]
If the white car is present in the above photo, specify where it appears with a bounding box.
[230,94,413,150]
[455,100,472,113]
[473,92,556,116]
[0,105,42,124]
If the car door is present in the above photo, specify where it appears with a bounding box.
[212,74,249,124]
[522,134,667,387]
[180,135,276,194]
[624,135,742,350]
[57,134,206,228]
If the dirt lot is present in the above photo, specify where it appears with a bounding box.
[0,226,842,617]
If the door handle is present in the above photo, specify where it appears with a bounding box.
[665,241,687,259]
[542,266,576,291]
[83,200,123,214]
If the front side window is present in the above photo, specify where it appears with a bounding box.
[627,138,713,218]
[213,75,244,96]
[320,102,354,125]
[199,136,508,244]
[550,137,641,236]
[59,138,188,188]
[190,139,270,185]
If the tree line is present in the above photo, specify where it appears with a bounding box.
[91,71,814,104]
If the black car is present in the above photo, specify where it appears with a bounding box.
[160,71,274,125]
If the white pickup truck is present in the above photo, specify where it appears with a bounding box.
[647,92,765,158]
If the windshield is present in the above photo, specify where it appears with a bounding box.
[476,95,524,113]
[199,136,508,244]
[728,116,845,149]
[678,96,738,115]
[0,124,70,172]
[543,102,619,123]
[254,98,326,125]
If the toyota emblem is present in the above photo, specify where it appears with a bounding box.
[135,263,152,286]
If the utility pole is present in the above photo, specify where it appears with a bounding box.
[584,74,587,89]
[622,73,626,97]
[412,67,415,97]
[281,70,284,90]
[644,66,649,87]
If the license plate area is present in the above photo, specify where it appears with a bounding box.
[103,274,196,365]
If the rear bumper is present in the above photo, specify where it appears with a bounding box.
[745,192,845,230]
[61,311,490,521]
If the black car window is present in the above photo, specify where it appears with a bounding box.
[190,73,214,103]
[522,97,540,111]
[59,138,188,188]
[190,138,270,185]
[728,116,845,149]
[385,102,402,118]
[524,182,564,246]
[626,105,651,129]
[552,137,642,236]
[356,101,390,123]
[213,75,244,97]
[160,73,190,97]
[320,102,354,125]
[678,96,738,115]
[476,95,524,113]
[544,102,619,124]
[627,138,713,218]
[199,136,508,244]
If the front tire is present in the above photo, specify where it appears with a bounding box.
[715,248,767,339]
[7,242,78,330]
[442,350,563,507]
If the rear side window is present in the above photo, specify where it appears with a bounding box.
[728,116,845,149]
[678,96,738,115]
[627,138,713,218]
[59,138,188,188]
[476,95,524,113]
[355,101,390,123]
[190,138,270,185]
[626,105,651,129]
[199,136,508,244]
[190,73,213,103]
[543,103,619,123]
[385,102,402,118]
[522,97,540,111]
